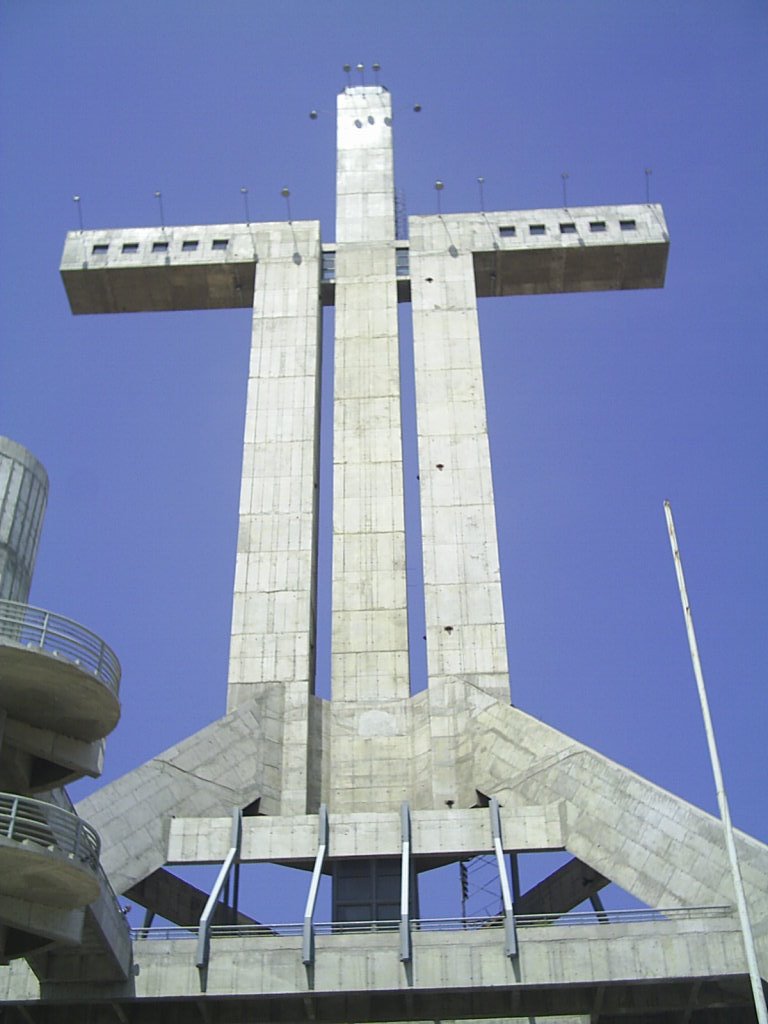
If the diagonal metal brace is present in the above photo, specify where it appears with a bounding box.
[302,804,329,967]
[489,797,518,958]
[196,808,242,977]
[400,801,412,963]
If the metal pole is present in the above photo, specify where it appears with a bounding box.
[489,798,517,958]
[399,802,412,962]
[663,501,767,1024]
[302,804,328,966]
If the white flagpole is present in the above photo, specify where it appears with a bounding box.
[664,501,767,1023]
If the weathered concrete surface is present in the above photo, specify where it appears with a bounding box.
[61,223,261,314]
[0,915,756,1021]
[225,222,322,816]
[167,804,565,864]
[0,437,48,604]
[124,868,258,927]
[17,83,762,1024]
[411,203,669,298]
[76,690,286,895]
[469,697,768,970]
[329,87,413,811]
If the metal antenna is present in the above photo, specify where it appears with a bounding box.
[343,64,352,88]
[240,187,251,224]
[154,191,165,229]
[477,176,485,212]
[372,62,381,85]
[434,180,444,215]
[645,167,652,203]
[561,172,570,206]
[281,187,293,223]
[281,188,301,264]
[72,195,84,232]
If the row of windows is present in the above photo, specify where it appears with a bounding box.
[91,238,230,256]
[320,249,410,281]
[499,219,637,239]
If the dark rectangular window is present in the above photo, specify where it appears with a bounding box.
[589,221,607,233]
[152,241,169,252]
[321,251,335,281]
[92,243,109,255]
[182,240,199,251]
[395,249,409,276]
[212,239,229,251]
[121,242,139,253]
[499,226,516,238]
[620,219,637,231]
[529,224,546,236]
[560,223,576,234]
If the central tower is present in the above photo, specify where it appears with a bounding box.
[330,87,413,815]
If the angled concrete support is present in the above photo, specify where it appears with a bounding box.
[516,856,609,916]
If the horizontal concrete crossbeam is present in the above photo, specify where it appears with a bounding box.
[0,914,756,1021]
[167,805,565,864]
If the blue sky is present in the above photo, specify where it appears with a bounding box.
[1,1,766,919]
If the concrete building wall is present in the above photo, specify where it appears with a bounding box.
[329,87,411,811]
[226,222,322,815]
[0,437,48,604]
[409,231,511,807]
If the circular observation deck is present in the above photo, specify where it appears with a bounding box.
[0,792,101,908]
[0,599,121,742]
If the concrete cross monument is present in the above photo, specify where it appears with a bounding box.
[9,79,764,1019]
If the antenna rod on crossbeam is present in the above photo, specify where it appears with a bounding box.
[477,177,485,212]
[154,191,165,230]
[72,195,84,232]
[663,501,767,1024]
[240,187,251,224]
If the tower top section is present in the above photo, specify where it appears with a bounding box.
[341,85,389,96]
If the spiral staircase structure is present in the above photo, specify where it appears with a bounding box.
[0,436,130,975]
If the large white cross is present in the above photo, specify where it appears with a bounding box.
[63,84,668,818]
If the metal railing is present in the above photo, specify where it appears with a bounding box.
[131,905,732,943]
[0,791,101,872]
[516,905,732,927]
[0,599,121,695]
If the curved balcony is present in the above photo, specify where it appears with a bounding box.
[0,792,101,908]
[0,599,121,742]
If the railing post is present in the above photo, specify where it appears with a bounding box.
[399,801,412,963]
[302,804,329,967]
[40,609,50,649]
[73,815,83,860]
[489,797,518,958]
[196,808,242,988]
[8,795,19,842]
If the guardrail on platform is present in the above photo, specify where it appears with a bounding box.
[0,598,121,694]
[131,905,733,942]
[0,791,101,871]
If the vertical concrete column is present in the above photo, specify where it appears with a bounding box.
[0,437,48,604]
[409,219,510,707]
[331,87,409,705]
[227,222,322,814]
